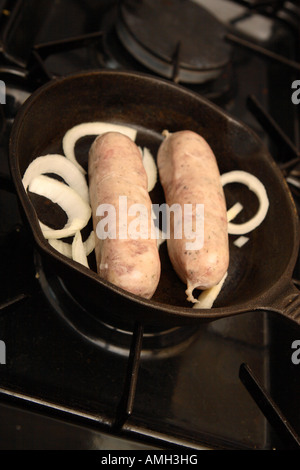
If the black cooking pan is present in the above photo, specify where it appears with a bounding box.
[9,70,300,331]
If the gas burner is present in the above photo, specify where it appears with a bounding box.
[34,251,200,359]
[114,0,232,85]
[95,1,235,105]
[1,0,300,451]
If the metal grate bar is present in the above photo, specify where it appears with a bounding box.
[239,363,300,449]
[0,386,111,433]
[226,33,300,71]
[34,31,104,60]
[0,294,28,312]
[114,322,144,430]
[247,94,300,163]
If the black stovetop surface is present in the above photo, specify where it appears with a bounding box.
[0,0,300,450]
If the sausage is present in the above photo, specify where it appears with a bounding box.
[157,130,229,302]
[88,132,161,299]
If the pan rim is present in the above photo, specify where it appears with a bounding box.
[9,69,300,322]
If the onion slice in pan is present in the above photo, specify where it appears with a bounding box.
[48,238,73,258]
[28,175,91,240]
[141,147,157,192]
[72,231,89,268]
[189,202,244,306]
[193,273,228,309]
[22,154,89,203]
[193,171,269,309]
[49,232,91,268]
[234,236,249,248]
[62,122,138,174]
[84,230,96,256]
[221,170,269,235]
[226,202,243,222]
[48,231,95,259]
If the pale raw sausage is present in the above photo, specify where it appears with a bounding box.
[157,130,229,302]
[88,132,161,299]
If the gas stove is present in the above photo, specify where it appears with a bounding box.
[0,0,300,451]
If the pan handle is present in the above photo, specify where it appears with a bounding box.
[258,281,300,326]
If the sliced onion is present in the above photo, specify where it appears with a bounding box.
[62,122,138,174]
[188,173,268,307]
[141,147,157,192]
[193,273,228,310]
[72,231,89,268]
[48,231,95,259]
[234,236,249,248]
[84,231,95,256]
[22,154,89,203]
[227,202,243,222]
[48,239,72,258]
[28,175,91,239]
[40,219,86,241]
[221,170,269,235]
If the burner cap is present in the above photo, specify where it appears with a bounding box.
[116,0,231,84]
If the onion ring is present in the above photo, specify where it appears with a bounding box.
[28,175,91,239]
[22,154,89,203]
[221,170,269,235]
[62,122,138,174]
